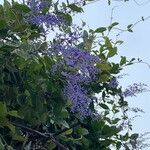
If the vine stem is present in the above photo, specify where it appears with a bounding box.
[11,122,69,150]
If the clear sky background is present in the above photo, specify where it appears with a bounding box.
[0,0,150,147]
[73,0,150,137]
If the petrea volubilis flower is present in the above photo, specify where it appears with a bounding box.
[49,45,100,81]
[28,0,49,13]
[28,14,62,27]
[56,25,82,45]
[27,0,63,28]
[49,44,101,117]
[63,81,92,117]
[123,83,148,97]
[109,78,119,89]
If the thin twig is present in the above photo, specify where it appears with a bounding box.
[133,0,150,6]
[115,15,150,37]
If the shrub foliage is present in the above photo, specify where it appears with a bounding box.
[0,0,147,149]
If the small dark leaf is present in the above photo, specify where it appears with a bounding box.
[108,22,119,31]
[120,56,126,66]
[62,13,72,25]
[107,47,117,58]
[130,133,139,140]
[100,103,109,109]
[128,28,133,32]
[0,19,7,29]
[95,27,107,33]
[127,24,133,29]
[68,4,83,12]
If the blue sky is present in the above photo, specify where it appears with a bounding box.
[1,0,150,146]
[73,0,150,144]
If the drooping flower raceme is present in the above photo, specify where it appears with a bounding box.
[27,0,63,28]
[108,77,119,89]
[27,14,62,28]
[63,80,93,117]
[123,83,148,97]
[49,44,100,117]
[50,44,100,80]
[27,0,49,13]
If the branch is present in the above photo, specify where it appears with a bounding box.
[11,122,68,150]
[115,15,150,37]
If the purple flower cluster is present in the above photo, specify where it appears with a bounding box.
[123,83,148,97]
[27,0,62,28]
[108,78,119,89]
[49,44,100,117]
[63,80,92,117]
[28,14,62,27]
[56,26,82,46]
[28,0,48,13]
[50,45,100,80]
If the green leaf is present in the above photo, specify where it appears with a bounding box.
[115,40,123,45]
[60,120,69,128]
[0,28,8,38]
[130,133,139,140]
[111,22,119,26]
[97,63,112,71]
[0,138,4,150]
[112,118,120,124]
[0,102,7,117]
[83,30,88,40]
[108,22,119,31]
[4,0,11,10]
[7,111,22,118]
[92,120,105,132]
[99,103,109,110]
[102,125,120,137]
[100,74,110,82]
[120,56,126,66]
[0,20,7,29]
[95,27,107,33]
[12,3,30,13]
[111,63,120,74]
[62,129,73,135]
[105,37,112,48]
[0,118,16,134]
[127,24,133,29]
[116,142,122,150]
[6,146,14,150]
[47,140,56,150]
[12,133,26,142]
[0,5,4,16]
[128,29,133,32]
[107,47,117,58]
[62,13,72,25]
[68,4,83,12]
[77,127,89,135]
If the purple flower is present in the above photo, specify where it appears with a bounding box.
[56,26,82,46]
[27,0,64,29]
[49,44,101,117]
[108,78,119,89]
[28,0,49,13]
[63,81,92,117]
[27,14,62,27]
[123,83,148,97]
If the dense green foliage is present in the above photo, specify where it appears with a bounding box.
[0,0,148,149]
